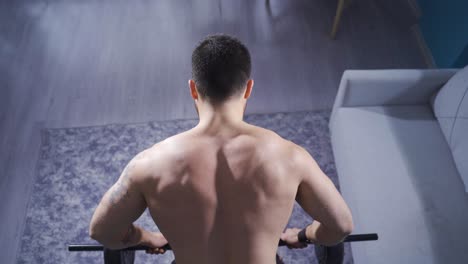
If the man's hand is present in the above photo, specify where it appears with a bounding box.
[280,228,308,249]
[141,231,169,255]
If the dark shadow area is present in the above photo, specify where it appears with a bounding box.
[453,44,468,68]
[372,0,419,30]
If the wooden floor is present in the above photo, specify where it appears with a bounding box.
[0,0,424,262]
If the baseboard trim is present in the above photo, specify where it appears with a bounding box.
[411,24,436,68]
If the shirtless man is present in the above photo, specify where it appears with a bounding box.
[89,34,353,264]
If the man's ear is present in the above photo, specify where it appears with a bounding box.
[189,79,198,100]
[244,79,254,99]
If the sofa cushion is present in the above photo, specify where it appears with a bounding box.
[330,105,468,264]
[432,66,468,191]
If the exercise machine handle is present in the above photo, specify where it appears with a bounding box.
[68,233,378,251]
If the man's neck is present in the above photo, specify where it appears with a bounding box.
[196,112,245,131]
[195,101,245,131]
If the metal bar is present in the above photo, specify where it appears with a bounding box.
[68,233,378,252]
[68,244,171,252]
[343,233,378,242]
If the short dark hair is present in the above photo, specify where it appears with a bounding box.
[191,34,251,105]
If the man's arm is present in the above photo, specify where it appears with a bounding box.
[293,144,354,246]
[89,150,152,250]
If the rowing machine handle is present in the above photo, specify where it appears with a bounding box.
[68,233,377,252]
[277,233,378,246]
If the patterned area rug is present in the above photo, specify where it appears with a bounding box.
[16,110,353,264]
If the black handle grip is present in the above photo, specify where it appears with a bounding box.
[68,233,378,252]
[343,233,378,242]
[68,243,172,252]
[277,233,378,246]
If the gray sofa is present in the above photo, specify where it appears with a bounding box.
[329,68,468,264]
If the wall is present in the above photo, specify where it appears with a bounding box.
[418,0,468,68]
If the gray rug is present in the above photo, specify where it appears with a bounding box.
[16,110,353,264]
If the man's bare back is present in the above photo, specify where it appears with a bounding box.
[141,123,300,264]
[90,121,352,263]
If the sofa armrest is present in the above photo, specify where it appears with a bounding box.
[332,69,458,109]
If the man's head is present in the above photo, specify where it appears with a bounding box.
[189,34,253,111]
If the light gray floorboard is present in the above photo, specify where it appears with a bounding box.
[0,0,425,262]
